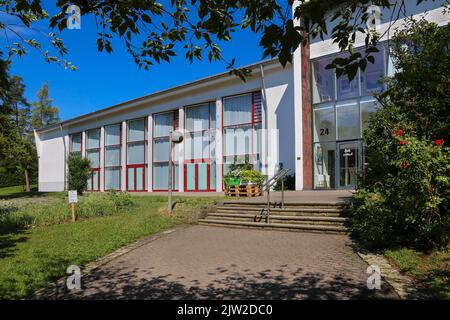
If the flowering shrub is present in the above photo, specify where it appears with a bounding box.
[352,125,450,248]
[350,19,450,249]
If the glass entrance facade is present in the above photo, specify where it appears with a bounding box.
[312,45,389,189]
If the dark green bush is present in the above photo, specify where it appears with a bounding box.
[274,174,295,191]
[67,155,91,195]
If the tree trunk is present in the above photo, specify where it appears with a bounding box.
[24,169,30,192]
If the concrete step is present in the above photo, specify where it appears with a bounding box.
[206,213,348,226]
[198,219,348,234]
[216,206,347,216]
[220,201,348,208]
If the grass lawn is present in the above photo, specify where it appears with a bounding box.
[385,247,450,299]
[0,188,222,299]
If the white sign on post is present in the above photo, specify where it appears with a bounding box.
[68,190,78,203]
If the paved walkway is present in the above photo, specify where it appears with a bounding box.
[60,226,396,299]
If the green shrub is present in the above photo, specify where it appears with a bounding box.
[107,190,135,211]
[0,192,137,232]
[274,174,295,191]
[67,155,91,195]
[239,170,265,186]
[223,168,265,188]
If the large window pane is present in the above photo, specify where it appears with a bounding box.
[313,105,336,142]
[136,167,144,191]
[127,142,145,164]
[312,57,335,104]
[154,112,174,137]
[223,94,252,126]
[86,129,100,149]
[253,124,262,157]
[210,161,216,190]
[314,142,336,189]
[361,99,378,133]
[336,100,360,140]
[185,132,209,160]
[92,170,99,191]
[153,137,169,162]
[210,104,216,129]
[105,124,121,145]
[337,71,359,100]
[105,168,120,190]
[186,104,209,132]
[153,163,177,190]
[361,48,385,96]
[71,134,81,152]
[127,167,135,190]
[87,150,100,168]
[105,146,120,166]
[224,126,252,156]
[128,119,145,142]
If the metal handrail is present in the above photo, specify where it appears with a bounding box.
[254,168,292,224]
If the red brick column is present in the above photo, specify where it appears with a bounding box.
[301,41,313,189]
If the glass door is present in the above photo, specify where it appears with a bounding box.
[337,141,361,189]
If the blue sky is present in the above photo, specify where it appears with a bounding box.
[2,6,266,121]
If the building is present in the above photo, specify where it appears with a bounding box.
[35,1,449,192]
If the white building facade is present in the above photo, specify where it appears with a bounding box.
[35,1,449,192]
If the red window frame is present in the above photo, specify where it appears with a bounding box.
[104,123,122,191]
[184,102,216,192]
[69,132,82,156]
[152,110,179,192]
[221,91,263,190]
[85,128,101,192]
[126,118,147,192]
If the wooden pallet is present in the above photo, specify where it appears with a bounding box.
[225,185,260,197]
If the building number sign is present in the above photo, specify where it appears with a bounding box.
[320,128,330,136]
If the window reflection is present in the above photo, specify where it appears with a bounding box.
[312,58,335,104]
[361,47,386,96]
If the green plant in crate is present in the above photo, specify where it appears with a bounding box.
[240,170,265,187]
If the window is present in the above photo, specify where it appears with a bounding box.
[85,128,100,191]
[313,103,336,143]
[312,57,335,104]
[127,118,146,191]
[70,132,82,155]
[360,98,379,134]
[184,102,216,191]
[104,124,121,191]
[153,111,178,190]
[223,92,262,174]
[336,100,360,140]
[361,47,386,95]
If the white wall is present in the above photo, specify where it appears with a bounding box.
[38,128,67,191]
[37,63,296,192]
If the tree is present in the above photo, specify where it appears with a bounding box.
[0,1,444,81]
[31,82,60,130]
[67,155,92,195]
[0,60,37,191]
[350,19,450,249]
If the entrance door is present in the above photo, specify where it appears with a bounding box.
[337,141,361,189]
[184,161,214,191]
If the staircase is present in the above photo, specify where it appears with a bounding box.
[199,201,350,234]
